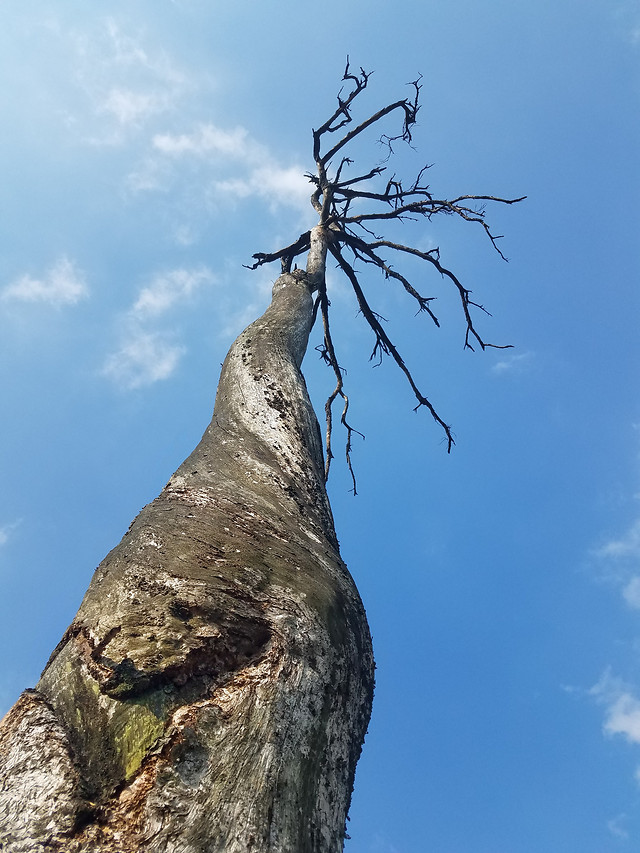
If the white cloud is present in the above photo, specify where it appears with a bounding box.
[591,671,640,746]
[153,125,252,158]
[605,693,640,743]
[68,18,191,143]
[102,330,185,390]
[143,123,311,212]
[132,267,215,317]
[1,257,88,305]
[597,518,640,560]
[491,351,533,375]
[0,521,21,548]
[100,88,170,126]
[101,18,151,68]
[102,265,214,389]
[173,225,198,247]
[592,509,640,609]
[623,576,640,609]
[215,164,312,211]
[608,813,630,840]
[125,156,168,193]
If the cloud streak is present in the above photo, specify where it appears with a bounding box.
[132,267,214,317]
[67,17,191,144]
[100,88,171,127]
[153,124,251,158]
[596,518,640,561]
[591,671,640,747]
[102,330,185,390]
[491,351,534,375]
[1,257,88,306]
[608,813,630,840]
[102,265,215,389]
[0,521,21,548]
[132,122,311,213]
[588,490,640,801]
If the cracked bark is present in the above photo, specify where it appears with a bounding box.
[0,268,374,853]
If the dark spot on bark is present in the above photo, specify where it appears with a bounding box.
[170,728,209,787]
[102,657,149,698]
[265,386,288,417]
[169,599,192,621]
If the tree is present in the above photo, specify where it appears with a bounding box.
[0,63,522,853]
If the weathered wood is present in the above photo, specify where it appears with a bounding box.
[0,271,374,852]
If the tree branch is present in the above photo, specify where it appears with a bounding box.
[329,243,455,452]
[316,284,362,493]
[249,62,524,480]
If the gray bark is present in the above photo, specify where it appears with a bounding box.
[0,269,374,852]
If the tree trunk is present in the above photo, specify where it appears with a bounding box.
[0,268,374,852]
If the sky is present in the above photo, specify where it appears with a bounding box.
[0,1,639,850]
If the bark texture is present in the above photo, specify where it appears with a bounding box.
[0,271,374,853]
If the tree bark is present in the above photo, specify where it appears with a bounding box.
[0,269,374,853]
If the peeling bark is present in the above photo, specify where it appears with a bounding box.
[0,271,374,853]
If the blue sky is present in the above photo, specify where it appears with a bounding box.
[1,2,639,850]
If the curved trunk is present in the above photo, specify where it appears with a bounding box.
[0,270,374,853]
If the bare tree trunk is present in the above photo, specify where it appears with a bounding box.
[0,269,374,853]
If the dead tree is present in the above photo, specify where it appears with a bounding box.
[0,63,522,853]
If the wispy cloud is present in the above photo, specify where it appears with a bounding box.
[1,257,88,306]
[491,350,534,375]
[153,124,251,158]
[102,330,185,390]
[591,671,640,746]
[132,122,311,213]
[608,813,630,840]
[99,88,171,127]
[216,164,312,210]
[102,265,215,389]
[0,521,21,548]
[623,576,640,609]
[589,668,640,819]
[596,518,640,561]
[67,18,191,144]
[131,267,214,317]
[588,493,640,800]
[605,692,640,744]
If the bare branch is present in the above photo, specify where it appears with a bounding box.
[334,166,386,189]
[249,62,524,478]
[312,59,371,162]
[341,233,441,327]
[329,243,455,452]
[364,238,513,351]
[320,99,414,167]
[246,232,311,271]
[316,282,363,493]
